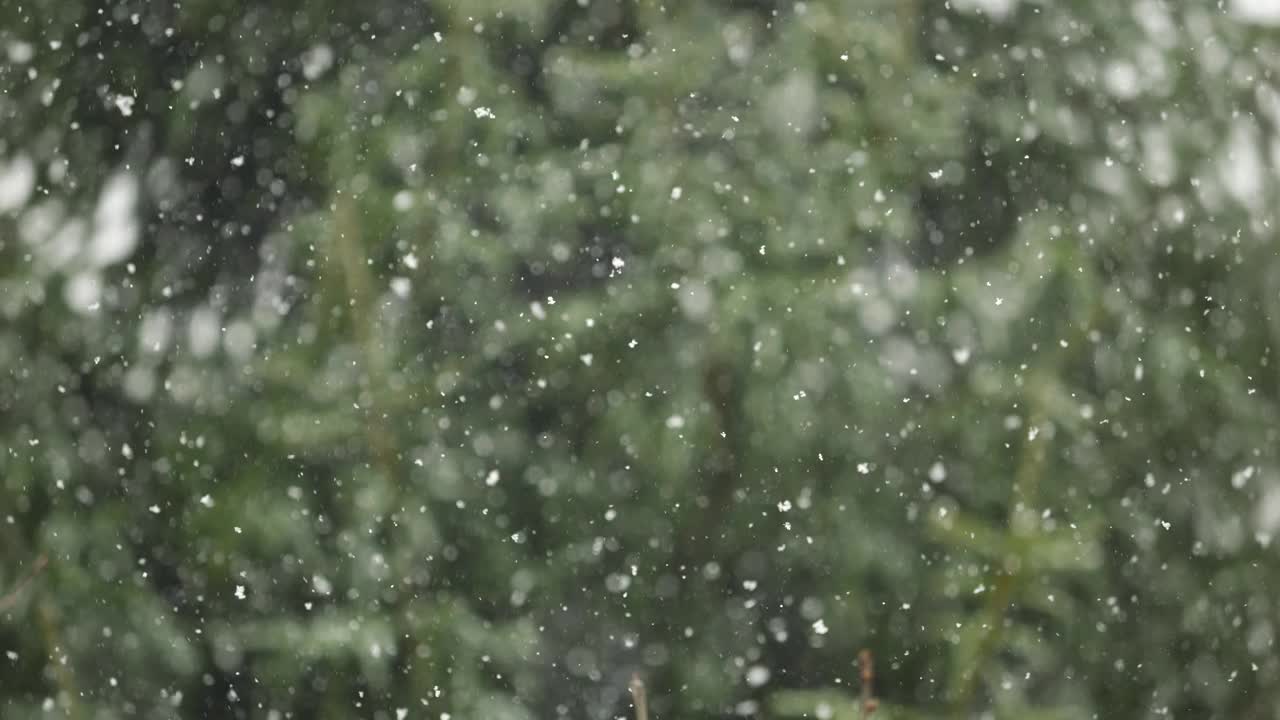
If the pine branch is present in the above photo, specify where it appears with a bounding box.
[0,553,48,613]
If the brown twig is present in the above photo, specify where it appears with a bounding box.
[859,649,878,716]
[0,554,48,613]
[630,672,649,720]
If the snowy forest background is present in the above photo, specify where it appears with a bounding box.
[4,0,1280,718]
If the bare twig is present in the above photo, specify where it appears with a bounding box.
[630,672,649,720]
[859,649,878,716]
[0,554,48,613]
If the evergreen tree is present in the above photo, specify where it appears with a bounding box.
[3,1,1279,718]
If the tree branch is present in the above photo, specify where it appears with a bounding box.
[0,553,48,613]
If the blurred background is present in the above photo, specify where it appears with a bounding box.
[3,1,1280,718]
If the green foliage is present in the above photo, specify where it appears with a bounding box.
[3,1,1280,719]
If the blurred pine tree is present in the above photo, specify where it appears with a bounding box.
[3,1,1279,718]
